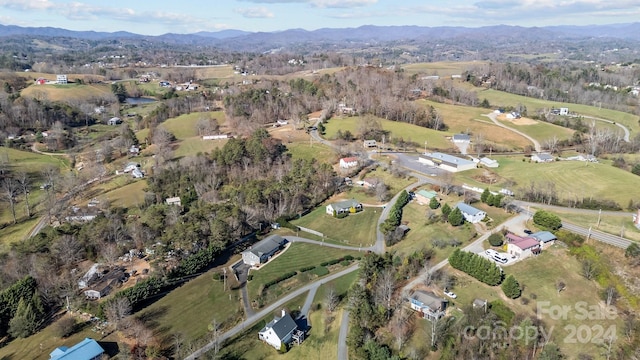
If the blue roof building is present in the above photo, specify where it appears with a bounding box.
[49,338,104,360]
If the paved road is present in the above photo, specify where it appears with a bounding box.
[288,236,373,252]
[513,200,634,217]
[483,112,542,152]
[561,221,631,249]
[300,286,318,318]
[581,115,630,142]
[186,264,360,359]
[337,310,350,360]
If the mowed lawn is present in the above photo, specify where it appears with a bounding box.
[159,111,225,140]
[322,116,453,149]
[492,157,640,207]
[0,147,70,172]
[247,242,361,300]
[291,206,379,247]
[137,269,242,342]
[392,201,478,264]
[100,179,148,208]
[285,142,336,164]
[477,88,640,132]
[449,246,622,357]
[552,210,640,243]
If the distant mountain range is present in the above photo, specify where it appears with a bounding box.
[1,22,640,50]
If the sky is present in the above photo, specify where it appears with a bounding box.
[0,0,639,35]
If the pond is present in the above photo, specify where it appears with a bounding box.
[125,97,156,104]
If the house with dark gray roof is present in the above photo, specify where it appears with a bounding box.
[241,235,287,266]
[259,309,298,350]
[452,134,471,143]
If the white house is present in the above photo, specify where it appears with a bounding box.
[363,139,377,148]
[531,153,554,163]
[123,162,140,173]
[326,199,363,215]
[108,117,122,126]
[506,234,541,259]
[480,157,499,168]
[339,157,358,169]
[131,168,144,179]
[559,107,569,115]
[202,134,229,140]
[258,310,298,350]
[455,202,486,224]
[56,74,68,84]
[165,197,181,206]
[419,153,476,172]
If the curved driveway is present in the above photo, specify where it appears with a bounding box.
[581,115,630,142]
[482,112,541,152]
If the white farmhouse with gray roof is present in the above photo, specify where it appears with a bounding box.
[455,202,487,224]
[241,235,287,266]
[259,309,298,349]
[418,152,476,172]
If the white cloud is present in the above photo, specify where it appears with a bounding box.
[234,6,275,18]
[238,0,377,8]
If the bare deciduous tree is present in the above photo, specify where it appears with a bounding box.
[105,297,131,330]
[16,172,31,218]
[325,286,339,313]
[2,178,18,224]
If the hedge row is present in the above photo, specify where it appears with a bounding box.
[380,190,411,234]
[299,266,316,273]
[264,271,297,289]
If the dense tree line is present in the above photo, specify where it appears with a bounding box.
[448,249,503,286]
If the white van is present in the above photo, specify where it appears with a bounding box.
[492,253,508,264]
[485,249,498,257]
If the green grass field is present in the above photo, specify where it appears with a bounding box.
[496,118,574,142]
[477,88,640,132]
[552,210,640,242]
[21,83,112,102]
[0,217,41,253]
[291,206,379,247]
[137,269,242,342]
[322,116,453,149]
[159,111,225,140]
[100,179,148,208]
[247,242,361,302]
[285,142,336,164]
[485,156,640,207]
[0,147,70,172]
[449,245,622,357]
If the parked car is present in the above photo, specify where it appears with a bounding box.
[444,290,457,299]
[524,229,533,235]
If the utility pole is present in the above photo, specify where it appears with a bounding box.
[597,209,602,228]
[424,140,427,154]
[587,226,592,243]
[223,268,227,291]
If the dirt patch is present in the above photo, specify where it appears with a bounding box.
[497,114,538,125]
[472,169,502,184]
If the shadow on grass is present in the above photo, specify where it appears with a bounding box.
[97,341,119,357]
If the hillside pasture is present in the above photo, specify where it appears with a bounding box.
[323,116,453,149]
[290,205,379,247]
[21,83,112,102]
[496,116,574,142]
[491,156,640,207]
[477,88,640,132]
[416,100,532,150]
[401,61,487,76]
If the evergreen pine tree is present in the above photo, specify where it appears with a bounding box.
[441,203,451,216]
[8,298,37,338]
[501,275,521,299]
[429,197,439,209]
[448,207,464,226]
[481,188,490,203]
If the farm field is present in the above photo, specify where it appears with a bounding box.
[477,88,640,132]
[21,83,112,102]
[246,242,361,302]
[401,61,487,76]
[99,179,148,208]
[159,111,225,140]
[417,100,532,150]
[290,205,379,247]
[463,156,640,208]
[495,117,574,142]
[284,142,335,164]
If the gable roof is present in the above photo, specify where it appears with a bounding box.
[340,157,358,163]
[411,290,445,310]
[453,133,471,141]
[246,235,285,257]
[271,313,297,340]
[533,153,554,160]
[330,199,361,211]
[422,152,475,167]
[511,237,540,250]
[50,338,104,360]
[530,231,557,243]
[455,202,484,216]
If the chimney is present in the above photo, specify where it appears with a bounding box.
[281,309,286,317]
